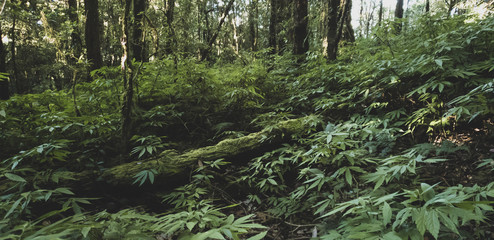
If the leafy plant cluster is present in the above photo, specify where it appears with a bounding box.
[1,14,494,240]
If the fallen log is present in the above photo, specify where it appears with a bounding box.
[68,115,320,187]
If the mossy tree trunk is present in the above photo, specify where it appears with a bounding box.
[64,116,319,187]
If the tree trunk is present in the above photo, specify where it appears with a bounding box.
[68,0,82,62]
[248,0,258,52]
[268,0,278,53]
[201,0,235,61]
[425,0,430,13]
[342,0,355,43]
[394,0,404,33]
[121,0,134,157]
[325,0,341,60]
[84,0,103,73]
[378,0,383,26]
[58,116,319,187]
[0,21,8,100]
[133,0,146,62]
[293,0,308,56]
[164,0,176,55]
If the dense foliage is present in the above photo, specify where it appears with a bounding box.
[1,2,494,240]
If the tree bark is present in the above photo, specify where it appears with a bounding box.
[325,0,341,60]
[425,0,430,13]
[268,0,278,53]
[132,0,146,62]
[394,0,404,33]
[200,0,235,61]
[84,0,103,73]
[378,0,383,26]
[163,0,176,55]
[121,0,134,156]
[0,21,8,100]
[59,116,319,187]
[68,0,82,62]
[248,0,258,52]
[293,0,308,56]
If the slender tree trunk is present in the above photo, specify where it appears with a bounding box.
[68,0,82,61]
[84,0,103,73]
[342,0,355,43]
[378,0,383,26]
[0,22,9,100]
[10,12,18,93]
[325,0,341,60]
[293,0,308,56]
[164,0,176,55]
[394,0,404,33]
[248,0,258,52]
[121,0,134,157]
[201,0,235,61]
[133,0,146,62]
[268,0,277,53]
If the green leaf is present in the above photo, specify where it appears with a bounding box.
[345,169,352,186]
[435,59,443,68]
[382,231,402,240]
[246,231,267,240]
[382,202,392,226]
[4,173,27,182]
[4,198,22,219]
[0,109,5,117]
[186,221,197,231]
[426,210,440,239]
[56,188,75,195]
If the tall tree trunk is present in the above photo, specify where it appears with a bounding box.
[133,0,146,62]
[248,0,258,52]
[394,0,404,33]
[378,0,383,26]
[293,0,308,56]
[68,0,82,62]
[325,0,341,60]
[121,0,134,157]
[0,22,9,100]
[164,0,175,55]
[201,0,235,61]
[425,0,430,13]
[10,12,18,93]
[84,0,103,73]
[342,0,355,43]
[268,0,278,53]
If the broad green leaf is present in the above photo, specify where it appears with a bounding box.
[382,202,392,226]
[4,173,26,182]
[4,198,22,219]
[382,231,402,240]
[246,231,267,240]
[0,109,5,117]
[426,210,440,239]
[435,59,443,68]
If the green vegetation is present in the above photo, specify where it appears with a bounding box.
[1,0,494,239]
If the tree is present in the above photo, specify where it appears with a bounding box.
[395,0,404,33]
[325,0,341,60]
[378,0,383,26]
[132,0,146,62]
[0,20,8,100]
[293,0,308,56]
[121,0,134,156]
[84,0,103,73]
[163,0,176,55]
[67,0,82,62]
[268,0,278,53]
[247,0,259,52]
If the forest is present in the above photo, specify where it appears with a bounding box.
[0,0,493,239]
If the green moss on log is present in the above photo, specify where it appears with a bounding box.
[99,115,320,185]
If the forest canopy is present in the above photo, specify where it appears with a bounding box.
[0,0,494,239]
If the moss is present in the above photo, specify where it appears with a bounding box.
[99,115,319,186]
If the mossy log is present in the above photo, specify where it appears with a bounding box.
[71,116,319,187]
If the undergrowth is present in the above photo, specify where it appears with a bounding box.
[1,15,494,239]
